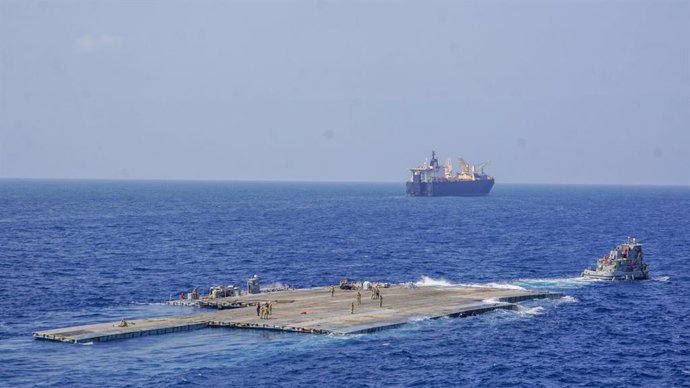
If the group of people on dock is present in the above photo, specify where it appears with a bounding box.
[256,302,273,319]
[348,285,384,313]
[330,282,386,314]
[370,284,383,300]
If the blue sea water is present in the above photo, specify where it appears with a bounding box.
[1,180,689,387]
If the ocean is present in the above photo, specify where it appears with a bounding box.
[1,180,689,387]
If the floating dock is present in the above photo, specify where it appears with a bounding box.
[34,285,561,343]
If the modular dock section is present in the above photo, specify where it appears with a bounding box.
[33,285,561,343]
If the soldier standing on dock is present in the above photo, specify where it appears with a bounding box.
[356,291,362,305]
[379,295,383,308]
[351,302,355,314]
[256,303,260,317]
[268,301,273,315]
[331,286,335,297]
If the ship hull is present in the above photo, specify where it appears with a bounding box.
[406,179,494,197]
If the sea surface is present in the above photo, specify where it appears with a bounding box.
[1,180,689,387]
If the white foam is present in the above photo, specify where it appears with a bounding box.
[455,282,525,290]
[512,276,601,289]
[414,276,454,287]
[326,332,356,339]
[558,295,579,304]
[480,282,526,290]
[653,276,670,282]
[414,276,526,290]
[516,305,545,316]
[481,298,514,307]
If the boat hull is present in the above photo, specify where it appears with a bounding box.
[581,269,649,280]
[406,179,494,197]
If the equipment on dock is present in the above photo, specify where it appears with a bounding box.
[247,275,261,294]
[210,285,241,299]
[406,151,494,196]
[581,237,649,280]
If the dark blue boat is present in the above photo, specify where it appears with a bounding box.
[406,151,495,196]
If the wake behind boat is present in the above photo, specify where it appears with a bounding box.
[581,238,649,280]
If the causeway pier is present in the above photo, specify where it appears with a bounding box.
[33,285,561,343]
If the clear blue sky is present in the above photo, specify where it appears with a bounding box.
[1,0,688,185]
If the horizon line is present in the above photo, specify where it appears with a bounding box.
[0,177,688,188]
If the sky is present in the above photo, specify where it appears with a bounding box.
[0,0,688,185]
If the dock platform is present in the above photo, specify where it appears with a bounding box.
[33,285,561,343]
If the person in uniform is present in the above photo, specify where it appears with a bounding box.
[331,286,335,297]
[356,291,362,305]
[351,302,355,314]
[379,295,383,308]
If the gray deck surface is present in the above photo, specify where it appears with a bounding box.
[34,285,560,343]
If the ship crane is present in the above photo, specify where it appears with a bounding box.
[457,158,470,175]
[475,161,491,175]
[444,159,453,178]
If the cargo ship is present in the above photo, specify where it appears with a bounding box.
[406,151,494,196]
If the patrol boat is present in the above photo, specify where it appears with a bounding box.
[581,238,649,280]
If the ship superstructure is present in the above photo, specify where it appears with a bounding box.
[406,151,494,196]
